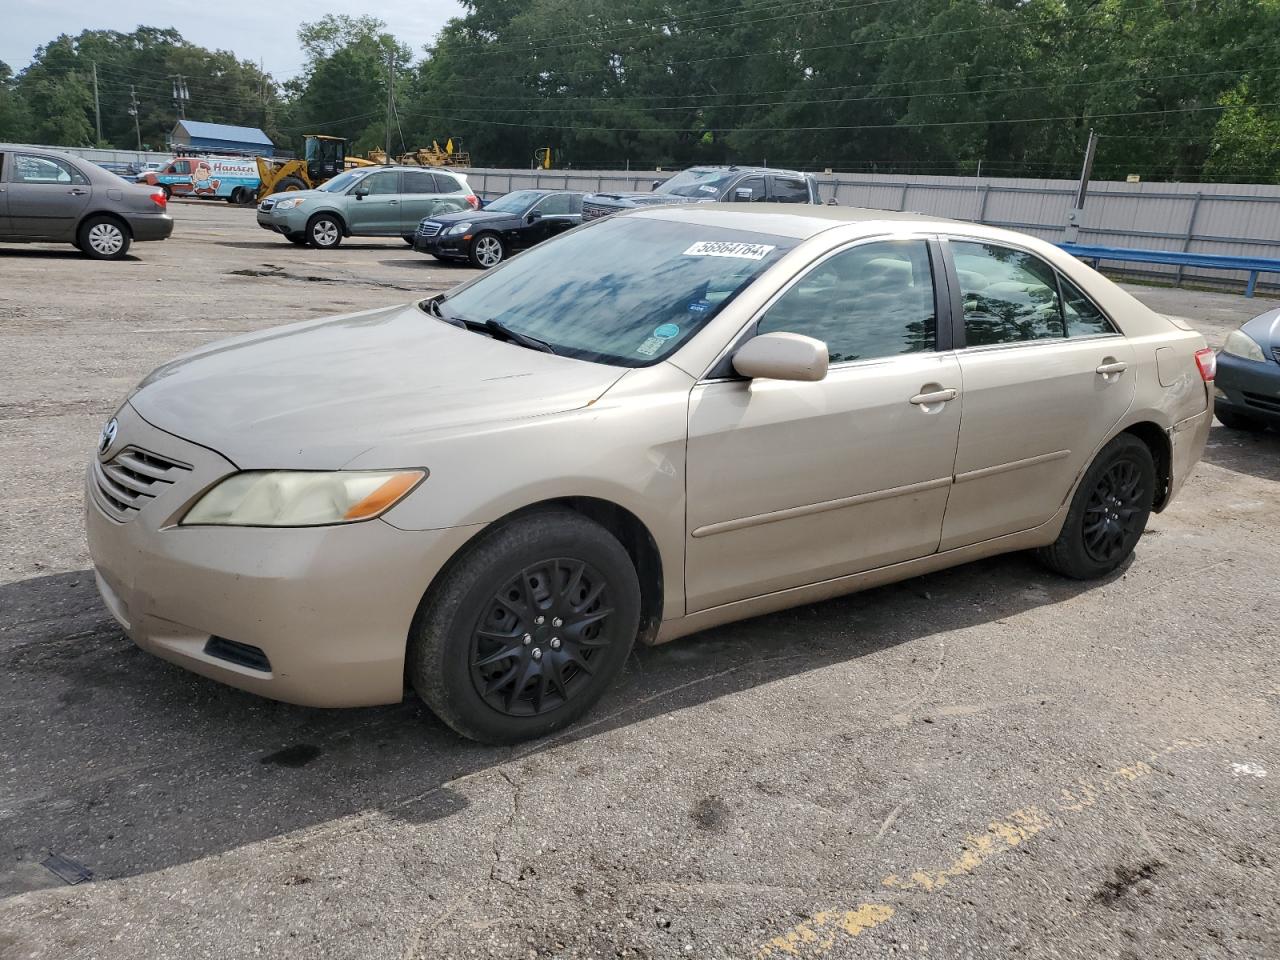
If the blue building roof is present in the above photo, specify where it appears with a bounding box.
[175,120,273,146]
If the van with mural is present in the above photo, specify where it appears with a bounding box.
[136,155,260,205]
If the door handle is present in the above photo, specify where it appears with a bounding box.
[910,388,958,405]
[69,188,87,196]
[387,199,399,204]
[1095,360,1128,375]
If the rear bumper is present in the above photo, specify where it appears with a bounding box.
[1215,351,1280,424]
[129,214,174,242]
[1166,405,1212,506]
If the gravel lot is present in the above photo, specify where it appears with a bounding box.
[1,201,1277,960]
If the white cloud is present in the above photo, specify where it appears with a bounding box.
[3,0,464,78]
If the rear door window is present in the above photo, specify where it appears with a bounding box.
[1059,275,1117,337]
[952,241,1065,346]
[770,176,810,203]
[14,154,88,185]
[402,170,438,194]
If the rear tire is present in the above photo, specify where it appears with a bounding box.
[160,185,172,201]
[1216,409,1266,432]
[408,510,641,743]
[77,216,131,260]
[1037,433,1156,580]
[306,214,343,250]
[275,176,307,194]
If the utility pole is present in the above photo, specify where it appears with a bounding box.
[385,49,395,160]
[171,75,189,122]
[91,62,102,143]
[1065,128,1099,243]
[128,85,142,151]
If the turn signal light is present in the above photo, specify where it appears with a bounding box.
[1194,347,1216,381]
[149,190,167,210]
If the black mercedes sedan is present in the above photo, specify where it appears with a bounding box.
[414,189,583,268]
[1215,308,1280,432]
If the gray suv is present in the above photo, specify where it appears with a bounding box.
[0,144,174,259]
[581,166,823,220]
[257,166,478,249]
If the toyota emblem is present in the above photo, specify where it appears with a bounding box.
[98,417,118,456]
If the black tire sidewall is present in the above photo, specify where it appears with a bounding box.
[410,511,641,743]
[1049,434,1156,579]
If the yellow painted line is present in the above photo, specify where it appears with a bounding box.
[755,905,895,959]
[751,741,1201,956]
[882,805,1052,892]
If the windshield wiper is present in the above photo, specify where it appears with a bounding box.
[425,297,464,329]
[482,318,557,355]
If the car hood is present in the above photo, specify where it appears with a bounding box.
[429,208,512,226]
[587,192,704,207]
[1242,308,1280,347]
[128,303,627,469]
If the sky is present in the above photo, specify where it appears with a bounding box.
[3,0,466,79]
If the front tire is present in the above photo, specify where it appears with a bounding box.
[468,231,505,269]
[307,214,343,249]
[1217,409,1266,432]
[408,510,641,743]
[1037,433,1156,580]
[78,216,131,260]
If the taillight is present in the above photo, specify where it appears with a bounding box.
[149,190,167,210]
[467,194,479,209]
[1194,347,1216,381]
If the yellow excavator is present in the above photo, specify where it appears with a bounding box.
[255,135,376,201]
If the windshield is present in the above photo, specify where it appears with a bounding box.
[319,170,365,193]
[655,169,738,199]
[484,190,544,214]
[437,217,797,367]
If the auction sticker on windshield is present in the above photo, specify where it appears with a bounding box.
[683,241,776,260]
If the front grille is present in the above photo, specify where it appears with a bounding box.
[581,203,617,221]
[204,637,272,673]
[1272,345,1280,364]
[417,221,442,237]
[92,446,192,522]
[1243,391,1280,413]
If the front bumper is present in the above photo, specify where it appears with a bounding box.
[413,230,467,257]
[85,402,482,708]
[255,204,308,236]
[1215,350,1280,425]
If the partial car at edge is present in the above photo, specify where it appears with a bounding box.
[1215,308,1280,431]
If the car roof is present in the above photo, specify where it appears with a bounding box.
[625,202,960,239]
[684,165,810,177]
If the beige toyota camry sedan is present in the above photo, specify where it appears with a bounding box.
[86,205,1214,742]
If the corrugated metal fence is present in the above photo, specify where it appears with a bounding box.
[460,167,1280,293]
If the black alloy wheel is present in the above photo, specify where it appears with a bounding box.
[469,558,615,717]
[1081,458,1146,564]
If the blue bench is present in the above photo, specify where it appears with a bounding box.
[1058,242,1280,298]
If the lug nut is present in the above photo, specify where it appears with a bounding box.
[552,617,563,627]
[531,647,542,660]
[549,637,561,650]
[534,616,545,625]
[522,633,532,645]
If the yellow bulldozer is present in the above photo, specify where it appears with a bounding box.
[255,135,376,201]
[365,138,472,168]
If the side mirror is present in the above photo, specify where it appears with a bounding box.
[732,332,828,382]
[826,197,839,206]
[651,179,662,190]
[354,186,369,199]
[527,211,542,223]
[734,187,754,202]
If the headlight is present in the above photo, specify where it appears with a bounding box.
[1221,329,1266,362]
[447,222,472,236]
[181,470,426,527]
[274,197,306,211]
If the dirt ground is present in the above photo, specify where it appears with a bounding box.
[0,201,1277,960]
